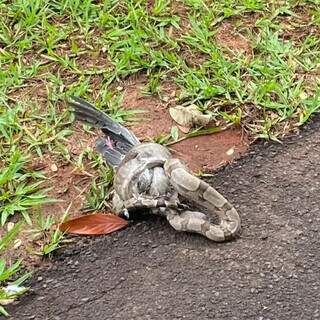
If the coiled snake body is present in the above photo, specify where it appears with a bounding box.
[69,97,241,242]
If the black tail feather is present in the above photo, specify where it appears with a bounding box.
[69,96,140,168]
[69,96,140,146]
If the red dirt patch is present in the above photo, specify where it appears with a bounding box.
[122,77,249,172]
[170,128,248,172]
[216,22,252,55]
[123,84,175,139]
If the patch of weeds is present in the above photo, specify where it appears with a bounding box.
[73,146,114,212]
[149,125,180,145]
[28,210,69,257]
[25,102,73,158]
[142,71,164,97]
[149,132,172,145]
[75,146,104,171]
[220,107,243,126]
[103,93,145,125]
[0,149,54,225]
[0,223,32,317]
[83,168,114,212]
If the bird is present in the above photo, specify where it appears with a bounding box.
[68,96,140,168]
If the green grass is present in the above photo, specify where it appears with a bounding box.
[27,208,70,257]
[0,223,32,317]
[0,148,53,226]
[0,0,319,314]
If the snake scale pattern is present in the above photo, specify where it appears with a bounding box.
[69,97,241,242]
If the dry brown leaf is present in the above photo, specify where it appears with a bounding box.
[59,213,128,236]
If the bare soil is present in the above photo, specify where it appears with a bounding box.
[7,116,320,320]
[122,77,249,172]
[216,21,252,54]
[170,127,248,172]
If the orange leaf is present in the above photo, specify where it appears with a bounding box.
[59,213,128,236]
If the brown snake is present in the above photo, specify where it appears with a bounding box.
[69,96,241,242]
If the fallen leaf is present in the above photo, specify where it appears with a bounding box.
[59,213,128,236]
[169,105,211,128]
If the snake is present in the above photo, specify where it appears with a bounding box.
[69,96,241,242]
